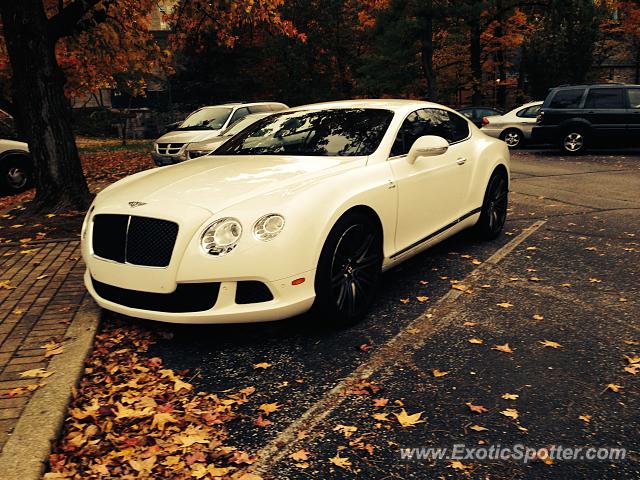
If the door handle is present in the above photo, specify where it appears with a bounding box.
[457,157,467,165]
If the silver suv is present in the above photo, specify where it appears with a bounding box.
[152,101,288,165]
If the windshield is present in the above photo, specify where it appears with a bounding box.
[215,108,394,157]
[177,107,232,131]
[224,114,271,136]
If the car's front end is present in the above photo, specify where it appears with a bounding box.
[80,150,363,324]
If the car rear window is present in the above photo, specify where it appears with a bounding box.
[584,88,624,109]
[549,88,585,109]
[628,89,640,109]
[215,108,394,157]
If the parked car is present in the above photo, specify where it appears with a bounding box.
[82,100,509,327]
[457,106,503,128]
[152,101,288,166]
[184,112,273,160]
[0,139,31,195]
[532,83,640,154]
[480,101,543,148]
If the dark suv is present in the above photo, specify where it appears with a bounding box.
[532,84,640,154]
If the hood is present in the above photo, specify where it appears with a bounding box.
[97,155,364,214]
[155,129,224,144]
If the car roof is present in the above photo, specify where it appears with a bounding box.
[551,83,640,90]
[292,99,456,115]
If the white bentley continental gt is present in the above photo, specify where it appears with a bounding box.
[81,100,510,326]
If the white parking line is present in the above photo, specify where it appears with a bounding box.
[247,220,547,477]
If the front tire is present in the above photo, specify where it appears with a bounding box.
[560,129,587,155]
[475,171,508,240]
[313,212,383,327]
[0,154,32,195]
[501,129,523,149]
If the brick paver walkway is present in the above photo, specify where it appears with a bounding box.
[0,240,85,451]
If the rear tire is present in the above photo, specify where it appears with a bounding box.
[312,211,383,327]
[560,129,587,155]
[0,154,32,195]
[501,129,523,149]
[475,171,508,240]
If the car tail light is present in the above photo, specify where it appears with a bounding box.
[481,117,490,126]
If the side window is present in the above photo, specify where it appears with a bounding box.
[228,107,250,125]
[549,88,585,109]
[517,105,541,118]
[249,105,272,114]
[390,109,469,157]
[627,89,640,109]
[584,88,624,109]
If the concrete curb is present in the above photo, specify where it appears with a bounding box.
[0,295,100,480]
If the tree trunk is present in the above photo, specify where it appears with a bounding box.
[0,1,91,212]
[470,22,483,106]
[494,0,507,109]
[419,1,437,101]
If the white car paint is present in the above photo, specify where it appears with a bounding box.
[481,101,543,147]
[82,99,510,324]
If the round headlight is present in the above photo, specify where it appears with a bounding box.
[253,214,285,241]
[201,218,242,256]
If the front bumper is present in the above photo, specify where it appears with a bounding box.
[151,151,184,167]
[85,268,316,324]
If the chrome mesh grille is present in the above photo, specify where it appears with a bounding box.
[92,214,178,267]
[156,143,185,155]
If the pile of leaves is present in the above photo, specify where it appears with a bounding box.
[0,147,154,244]
[45,323,259,480]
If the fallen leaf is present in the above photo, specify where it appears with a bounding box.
[529,277,542,282]
[532,314,544,321]
[589,278,602,283]
[253,362,272,369]
[359,343,371,353]
[469,424,489,432]
[501,408,519,419]
[129,455,157,474]
[254,415,272,427]
[393,409,425,427]
[290,449,310,462]
[466,402,488,414]
[19,368,54,378]
[501,393,519,400]
[44,346,64,358]
[400,298,410,304]
[539,340,562,349]
[468,338,483,345]
[259,403,280,415]
[578,415,592,423]
[0,280,16,290]
[416,296,429,302]
[449,460,472,471]
[372,412,390,422]
[560,283,572,288]
[150,412,176,431]
[432,369,449,378]
[496,302,513,308]
[372,398,388,407]
[624,355,640,365]
[606,384,622,393]
[36,274,49,280]
[329,453,352,470]
[334,424,357,438]
[463,321,478,327]
[492,343,514,354]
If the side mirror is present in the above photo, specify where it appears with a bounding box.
[407,135,449,164]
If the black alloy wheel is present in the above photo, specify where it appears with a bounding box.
[475,172,508,240]
[313,212,383,327]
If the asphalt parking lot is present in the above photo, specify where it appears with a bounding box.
[107,148,640,479]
